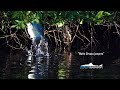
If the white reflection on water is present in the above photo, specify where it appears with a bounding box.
[27,55,49,79]
[27,38,50,79]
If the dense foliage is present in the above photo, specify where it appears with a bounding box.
[0,11,116,29]
[0,11,119,30]
[0,11,120,50]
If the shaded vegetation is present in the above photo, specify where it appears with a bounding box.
[0,11,120,52]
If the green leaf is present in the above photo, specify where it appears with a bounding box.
[21,23,26,29]
[96,11,104,19]
[80,19,83,24]
[34,19,39,23]
[57,22,64,27]
[15,20,20,23]
[96,20,103,25]
[2,25,4,30]
[11,25,17,28]
[27,11,31,15]
[104,12,111,16]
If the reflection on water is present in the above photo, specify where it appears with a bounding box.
[27,55,49,79]
[0,48,120,79]
[58,49,72,79]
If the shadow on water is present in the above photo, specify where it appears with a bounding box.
[0,47,120,79]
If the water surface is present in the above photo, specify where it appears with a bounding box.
[0,49,120,79]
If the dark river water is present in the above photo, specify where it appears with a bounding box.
[0,48,120,79]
